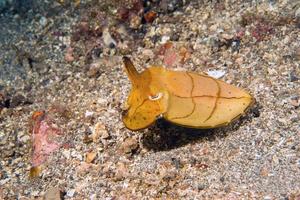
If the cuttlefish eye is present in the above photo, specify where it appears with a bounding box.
[148,93,163,101]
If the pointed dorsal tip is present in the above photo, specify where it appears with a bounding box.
[122,56,130,63]
[122,56,140,84]
[122,56,134,69]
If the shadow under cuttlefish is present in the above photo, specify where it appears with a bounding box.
[140,102,261,151]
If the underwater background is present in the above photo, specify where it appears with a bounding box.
[0,0,299,199]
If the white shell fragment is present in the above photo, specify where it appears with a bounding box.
[207,70,226,79]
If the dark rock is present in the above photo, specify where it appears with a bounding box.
[171,33,180,41]
[159,0,184,13]
[2,149,15,158]
[10,94,32,108]
[171,157,182,169]
[289,71,299,82]
[220,176,225,182]
[151,35,161,44]
[0,92,10,109]
[231,39,241,52]
[290,96,300,108]
[198,184,205,191]
[251,103,261,118]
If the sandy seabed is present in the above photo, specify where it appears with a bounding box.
[0,0,299,199]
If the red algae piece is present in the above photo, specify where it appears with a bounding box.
[30,111,64,177]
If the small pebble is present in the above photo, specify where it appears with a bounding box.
[10,94,28,108]
[161,35,170,44]
[44,187,62,200]
[65,47,74,62]
[160,0,183,13]
[264,195,273,200]
[87,65,101,78]
[71,150,83,161]
[39,16,47,27]
[66,189,75,198]
[62,150,71,159]
[235,57,243,65]
[171,157,182,169]
[19,135,30,143]
[119,137,139,154]
[130,14,141,29]
[295,48,300,60]
[85,151,97,163]
[103,28,117,48]
[289,71,298,82]
[198,184,205,191]
[290,96,300,107]
[92,122,109,142]
[295,7,300,18]
[90,194,97,200]
[0,178,10,185]
[85,111,94,118]
[115,162,129,180]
